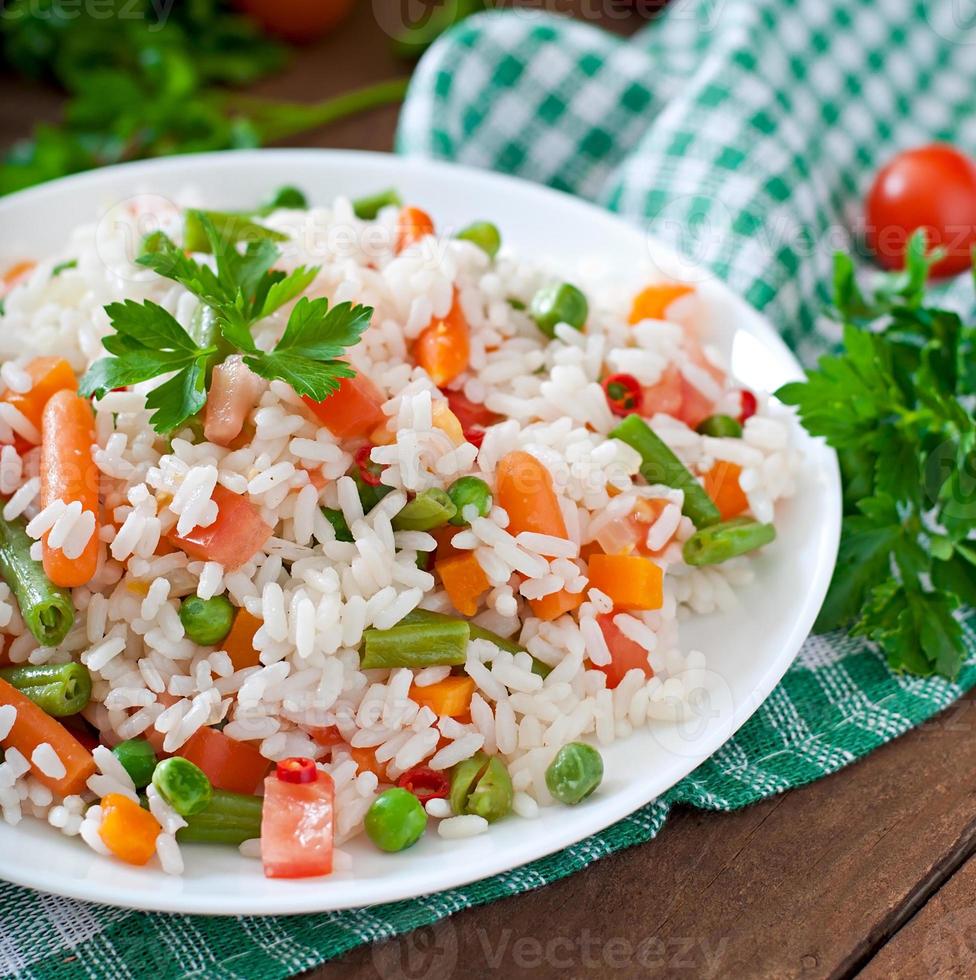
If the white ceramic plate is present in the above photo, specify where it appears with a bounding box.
[0,150,840,915]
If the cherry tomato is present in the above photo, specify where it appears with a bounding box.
[233,0,354,43]
[865,144,976,278]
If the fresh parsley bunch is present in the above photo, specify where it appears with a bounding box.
[777,232,976,678]
[79,212,371,433]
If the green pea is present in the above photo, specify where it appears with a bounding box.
[152,757,213,817]
[364,788,428,852]
[112,739,157,789]
[450,752,513,823]
[545,742,603,805]
[529,282,588,339]
[261,185,307,212]
[179,595,235,646]
[446,476,492,526]
[696,414,743,438]
[457,221,501,259]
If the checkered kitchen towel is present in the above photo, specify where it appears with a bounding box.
[4,1,976,976]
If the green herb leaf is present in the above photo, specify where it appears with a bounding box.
[143,360,209,434]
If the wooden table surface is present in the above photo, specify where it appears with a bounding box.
[3,5,975,978]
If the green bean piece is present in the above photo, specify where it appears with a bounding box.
[0,512,74,648]
[450,751,513,822]
[361,619,470,669]
[529,282,588,339]
[112,739,158,789]
[351,467,393,513]
[179,595,235,646]
[610,414,721,529]
[152,757,214,817]
[183,209,287,253]
[259,185,308,213]
[364,788,427,852]
[177,790,263,845]
[399,609,551,677]
[545,742,603,805]
[456,221,501,259]
[696,414,743,438]
[352,188,402,220]
[321,507,354,543]
[682,517,776,566]
[392,489,457,532]
[0,662,90,717]
[446,476,492,526]
[51,259,77,277]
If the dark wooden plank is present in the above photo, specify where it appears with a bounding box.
[307,691,976,979]
[859,855,976,980]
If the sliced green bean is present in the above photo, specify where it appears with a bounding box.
[259,185,307,213]
[456,221,501,258]
[0,512,74,647]
[183,209,286,253]
[176,790,263,845]
[610,414,720,528]
[352,188,402,220]
[696,414,743,438]
[392,489,457,531]
[112,739,157,789]
[0,662,90,717]
[682,517,776,566]
[361,619,470,669]
[321,507,353,543]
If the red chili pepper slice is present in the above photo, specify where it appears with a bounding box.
[602,373,643,417]
[396,765,450,804]
[738,390,758,425]
[354,444,382,486]
[464,427,486,449]
[276,757,318,784]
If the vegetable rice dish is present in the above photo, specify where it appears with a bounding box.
[0,185,801,878]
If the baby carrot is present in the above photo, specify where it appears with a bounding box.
[396,206,435,252]
[40,389,100,588]
[414,292,470,386]
[0,677,96,796]
[495,451,568,538]
[2,356,77,438]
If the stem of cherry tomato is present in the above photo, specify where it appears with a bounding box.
[602,373,643,417]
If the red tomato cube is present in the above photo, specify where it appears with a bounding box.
[261,770,335,879]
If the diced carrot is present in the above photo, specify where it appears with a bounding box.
[437,551,490,617]
[302,371,385,440]
[409,676,475,717]
[587,554,663,610]
[431,525,463,562]
[628,283,694,325]
[3,357,77,440]
[495,451,567,538]
[40,390,100,587]
[396,206,435,252]
[168,485,272,570]
[222,608,263,670]
[98,793,160,866]
[703,460,749,521]
[0,678,96,796]
[414,292,470,386]
[530,588,585,622]
[180,726,270,795]
[350,745,387,781]
[1,260,36,297]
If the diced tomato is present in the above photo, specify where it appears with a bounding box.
[443,389,499,433]
[676,375,715,430]
[180,726,271,795]
[595,614,654,689]
[307,725,344,748]
[302,371,385,440]
[261,769,335,879]
[168,485,273,570]
[640,365,684,418]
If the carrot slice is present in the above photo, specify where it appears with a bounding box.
[0,677,96,795]
[2,357,77,439]
[414,292,470,386]
[396,206,435,252]
[40,390,100,587]
[409,676,475,717]
[0,260,36,297]
[436,551,490,617]
[222,608,263,671]
[703,460,749,521]
[529,588,585,622]
[587,554,663,610]
[98,793,160,866]
[495,451,568,538]
[628,284,694,324]
[350,745,387,781]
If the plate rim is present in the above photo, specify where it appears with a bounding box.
[0,148,841,915]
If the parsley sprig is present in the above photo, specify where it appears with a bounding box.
[777,232,976,678]
[79,212,371,433]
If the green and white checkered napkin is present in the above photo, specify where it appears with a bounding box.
[4,1,976,976]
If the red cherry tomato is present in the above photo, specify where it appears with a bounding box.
[865,144,976,278]
[234,0,354,43]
